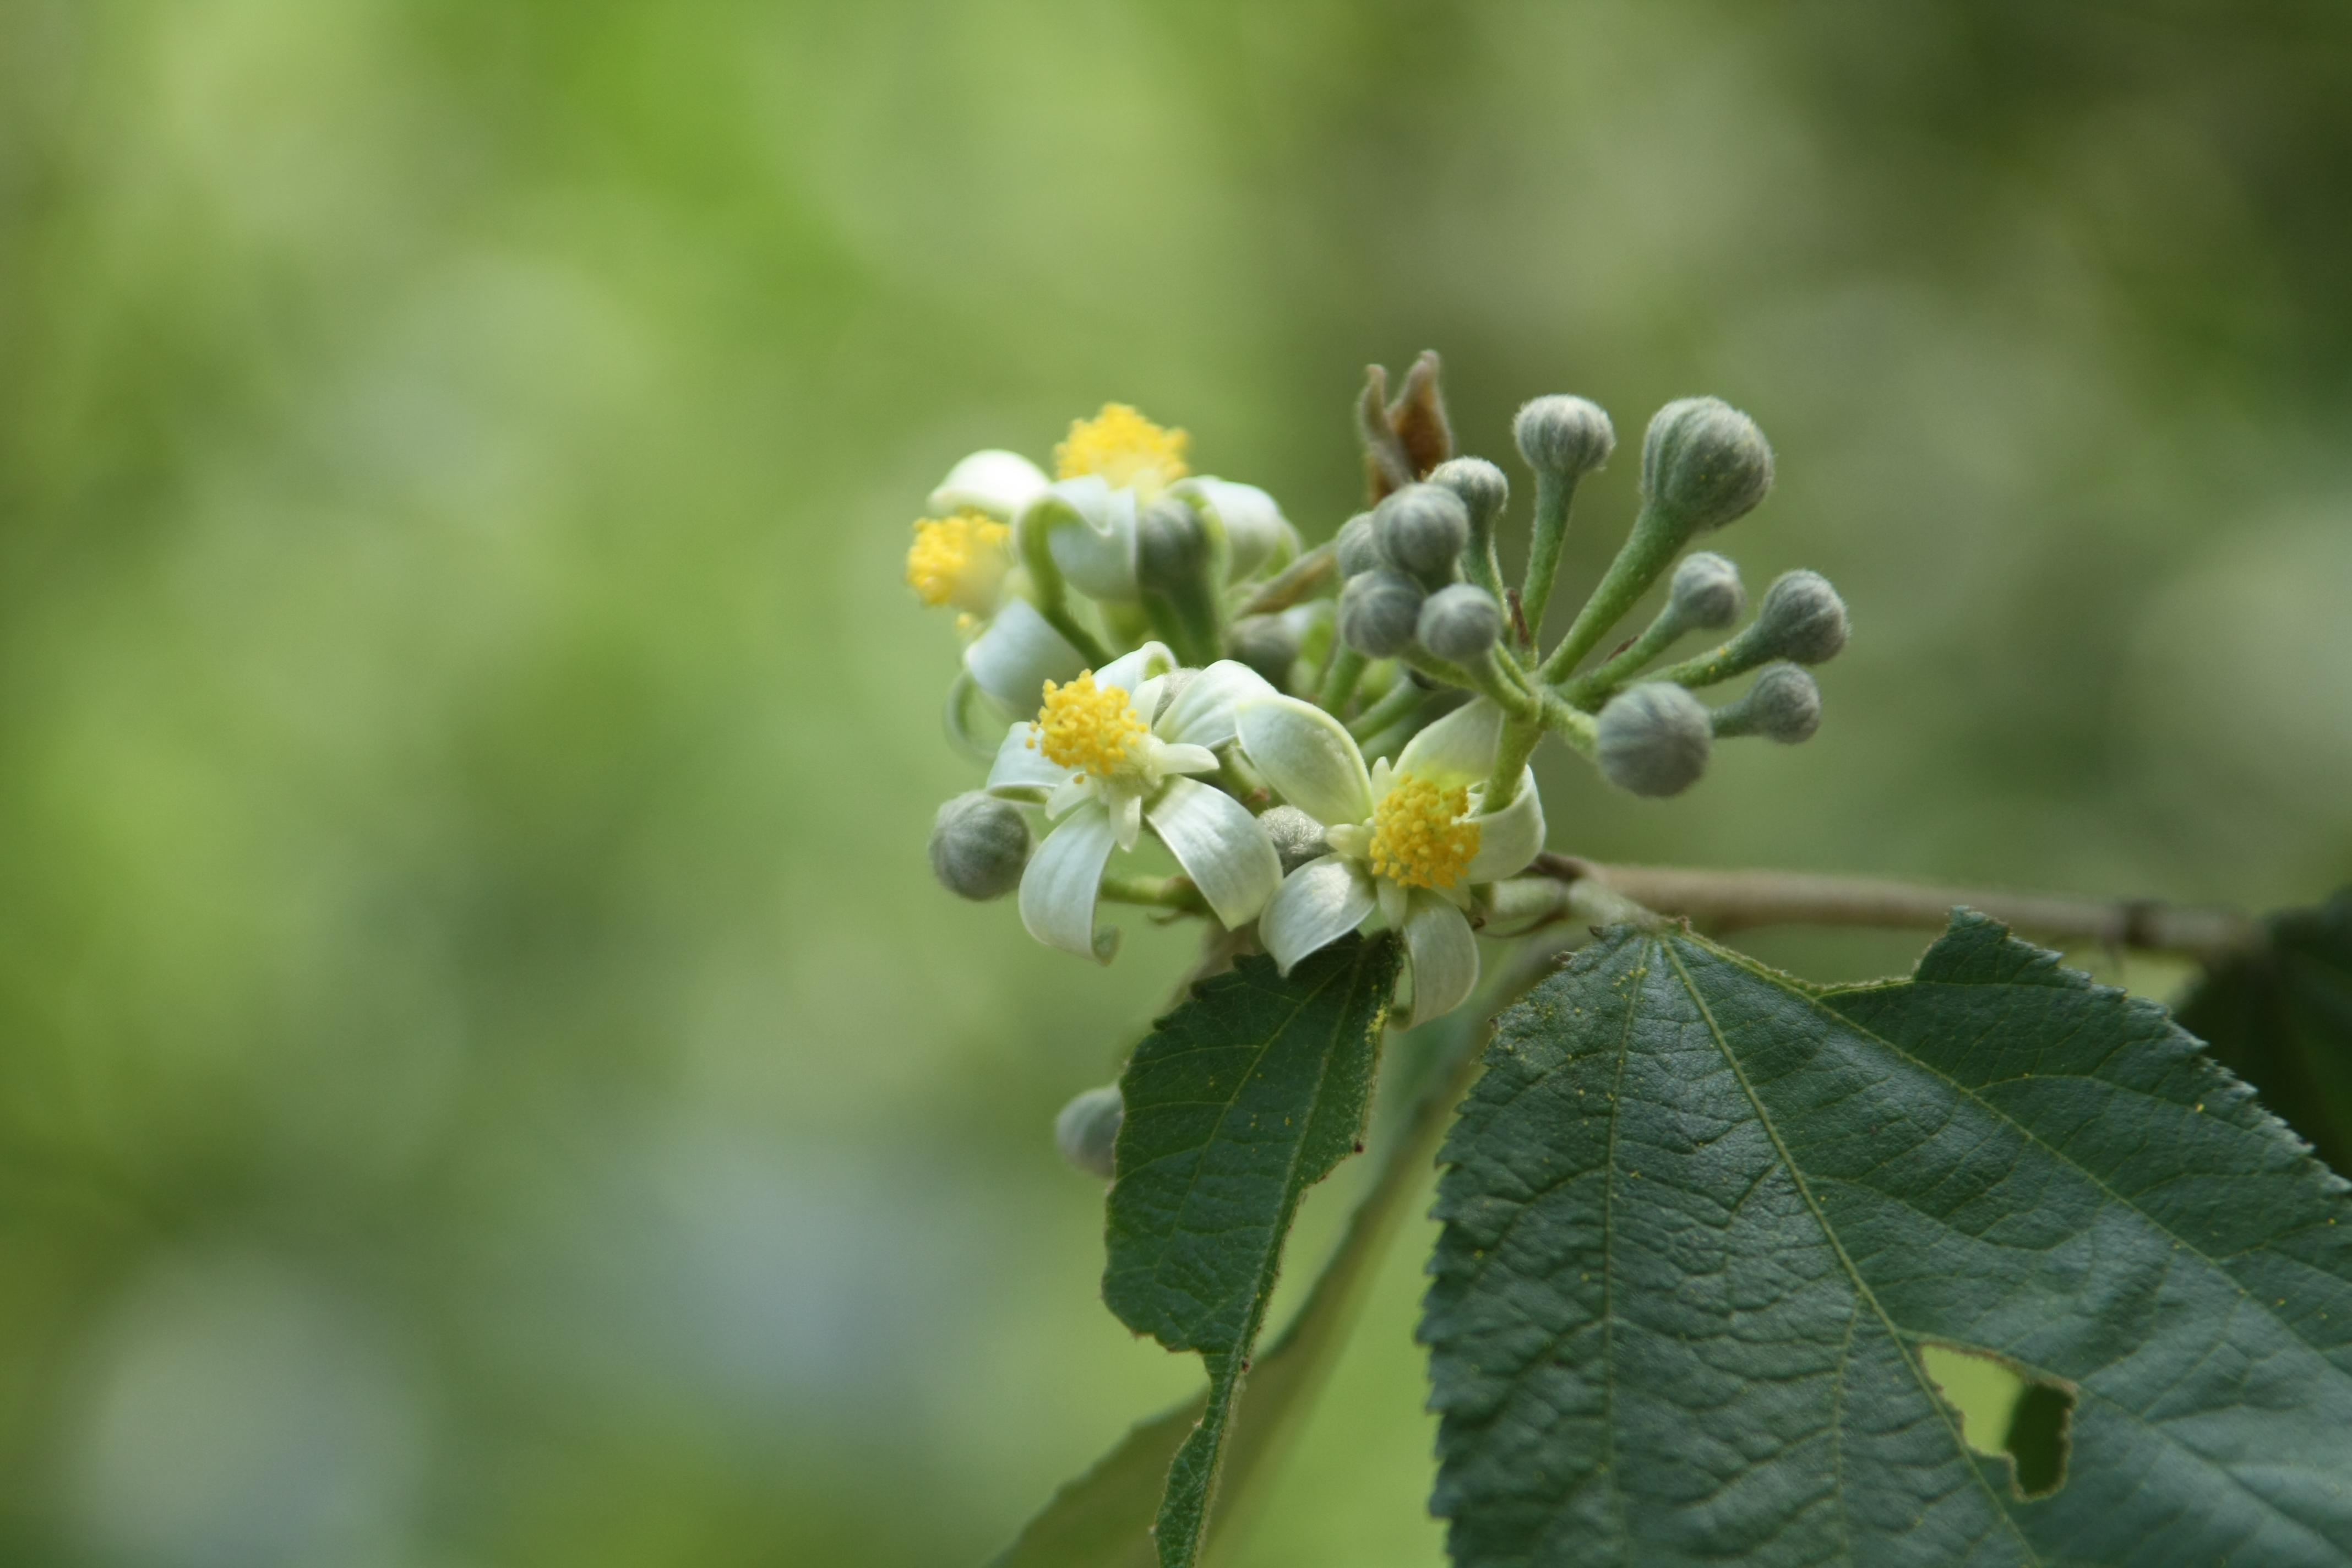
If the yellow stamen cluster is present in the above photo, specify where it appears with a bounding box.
[1055,403,1191,494]
[1368,774,1480,890]
[906,511,1010,611]
[1030,672,1148,777]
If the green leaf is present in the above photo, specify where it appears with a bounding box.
[1424,912,2352,1567]
[1103,932,1400,1568]
[2176,888,2352,1176]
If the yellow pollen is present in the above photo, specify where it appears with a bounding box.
[1367,774,1480,890]
[906,511,1010,611]
[1054,403,1191,494]
[1030,671,1148,777]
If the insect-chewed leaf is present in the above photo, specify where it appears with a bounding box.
[1103,932,1400,1568]
[1422,912,2352,1567]
[2176,888,2352,1177]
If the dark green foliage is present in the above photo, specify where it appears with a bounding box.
[2177,889,2352,1175]
[1102,934,1401,1568]
[1424,914,2352,1566]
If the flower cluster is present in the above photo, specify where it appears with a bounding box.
[908,365,1850,1039]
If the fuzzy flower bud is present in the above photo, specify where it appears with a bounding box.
[1417,583,1503,662]
[1258,804,1331,873]
[1373,483,1472,582]
[1596,683,1713,798]
[1750,570,1848,664]
[1641,397,1773,532]
[929,791,1031,900]
[1513,395,1616,478]
[1135,497,1212,592]
[1227,614,1300,687]
[1427,457,1509,533]
[1338,569,1426,657]
[1333,513,1387,579]
[1714,663,1822,744]
[1669,551,1745,631]
[1054,1084,1123,1181]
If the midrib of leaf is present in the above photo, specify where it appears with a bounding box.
[1659,937,2046,1566]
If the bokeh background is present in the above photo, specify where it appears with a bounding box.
[3,3,2350,1564]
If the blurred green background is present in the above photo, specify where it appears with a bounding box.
[3,3,2350,1564]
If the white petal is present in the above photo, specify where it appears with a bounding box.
[1155,742,1220,776]
[1020,807,1120,961]
[1403,893,1480,1024]
[929,449,1050,520]
[1095,640,1176,694]
[963,599,1087,714]
[1148,778,1282,928]
[1376,876,1409,933]
[1234,695,1374,828]
[1260,857,1378,974]
[1113,790,1144,851]
[1396,698,1506,787]
[1047,777,1092,819]
[985,722,1069,799]
[1156,660,1276,748]
[1024,477,1140,601]
[1173,477,1297,582]
[1466,769,1546,881]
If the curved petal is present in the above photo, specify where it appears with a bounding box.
[985,722,1070,799]
[1396,698,1505,788]
[1153,742,1219,777]
[1156,660,1276,748]
[1234,695,1374,828]
[1376,875,1409,933]
[929,449,1049,521]
[1019,807,1119,962]
[1173,476,1297,582]
[1147,777,1282,928]
[1466,769,1545,881]
[1095,640,1176,694]
[963,598,1087,714]
[1403,892,1480,1024]
[1025,477,1140,602]
[1260,857,1378,974]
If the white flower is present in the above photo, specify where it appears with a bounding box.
[928,449,1050,521]
[1233,698,1545,1022]
[987,643,1283,962]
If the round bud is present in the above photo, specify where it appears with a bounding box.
[1741,663,1823,744]
[1227,615,1299,687]
[1668,551,1745,631]
[1333,513,1386,579]
[1136,497,1211,591]
[1054,1084,1123,1181]
[1513,395,1616,477]
[1417,583,1503,663]
[1641,397,1774,531]
[1752,569,1848,664]
[1338,569,1425,658]
[1371,483,1471,582]
[929,791,1030,900]
[1258,804,1330,873]
[1427,456,1509,532]
[1595,683,1713,798]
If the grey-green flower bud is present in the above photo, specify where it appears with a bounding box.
[1054,1084,1123,1181]
[929,791,1030,900]
[1258,804,1330,873]
[1595,682,1713,798]
[1417,583,1502,662]
[1427,456,1509,532]
[1372,483,1471,582]
[1227,615,1299,687]
[1333,513,1386,579]
[1751,569,1848,664]
[1136,497,1212,591]
[1338,569,1425,657]
[1714,663,1821,744]
[1668,551,1745,630]
[1641,397,1773,531]
[1513,395,1615,477]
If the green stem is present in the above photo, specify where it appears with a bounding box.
[1317,645,1368,714]
[1534,502,1691,685]
[1099,874,1208,913]
[1346,679,1424,741]
[1562,606,1687,709]
[1646,624,1768,693]
[1516,470,1578,654]
[1234,543,1336,618]
[1479,715,1543,812]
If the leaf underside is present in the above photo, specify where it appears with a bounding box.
[1423,913,2352,1567]
[2176,888,2352,1177]
[1102,932,1401,1568]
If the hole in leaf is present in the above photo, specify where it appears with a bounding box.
[1918,1343,2075,1499]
